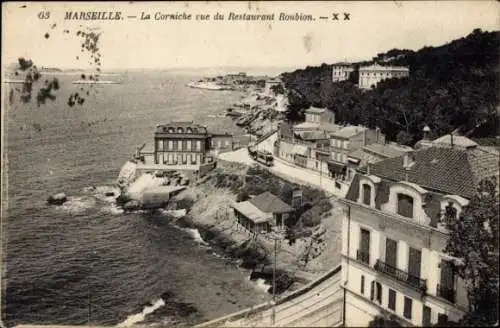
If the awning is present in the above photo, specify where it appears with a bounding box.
[327,161,347,174]
[347,156,360,164]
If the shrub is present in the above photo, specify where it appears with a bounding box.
[176,197,195,211]
[236,190,250,202]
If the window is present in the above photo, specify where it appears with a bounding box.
[403,297,412,319]
[370,281,375,301]
[177,127,184,133]
[439,260,455,303]
[375,282,382,304]
[437,314,448,326]
[182,140,187,151]
[397,193,414,218]
[168,140,173,151]
[408,247,422,280]
[359,228,370,264]
[186,140,191,151]
[423,306,432,326]
[385,238,398,268]
[361,275,365,295]
[196,140,201,151]
[362,184,372,206]
[186,127,192,134]
[388,289,396,311]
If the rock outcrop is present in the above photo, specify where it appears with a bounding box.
[47,192,68,205]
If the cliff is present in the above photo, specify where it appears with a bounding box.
[165,161,343,291]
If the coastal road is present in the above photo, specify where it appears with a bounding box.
[218,148,343,198]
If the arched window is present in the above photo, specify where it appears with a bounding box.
[186,127,193,134]
[177,127,184,133]
[193,128,199,134]
[362,184,372,206]
[162,127,167,132]
[397,193,414,218]
[168,127,175,133]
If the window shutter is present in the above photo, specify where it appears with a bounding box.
[376,282,382,304]
[370,281,375,300]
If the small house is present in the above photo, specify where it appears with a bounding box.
[231,191,293,234]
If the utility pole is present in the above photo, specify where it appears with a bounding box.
[272,237,277,326]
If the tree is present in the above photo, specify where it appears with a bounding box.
[443,177,499,326]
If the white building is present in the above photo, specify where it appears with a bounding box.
[340,145,499,326]
[332,63,355,83]
[358,64,409,89]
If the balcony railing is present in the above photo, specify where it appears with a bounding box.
[375,259,427,292]
[436,284,456,303]
[356,249,370,264]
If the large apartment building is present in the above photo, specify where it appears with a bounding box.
[332,62,355,83]
[359,64,409,89]
[340,144,499,326]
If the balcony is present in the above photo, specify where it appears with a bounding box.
[356,249,370,264]
[375,259,427,292]
[436,284,456,303]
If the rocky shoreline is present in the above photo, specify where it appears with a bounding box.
[226,84,287,137]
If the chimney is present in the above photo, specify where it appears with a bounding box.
[422,125,430,140]
[403,151,414,169]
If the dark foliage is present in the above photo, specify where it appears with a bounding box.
[443,177,499,326]
[281,29,499,145]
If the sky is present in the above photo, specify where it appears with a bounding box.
[2,1,499,70]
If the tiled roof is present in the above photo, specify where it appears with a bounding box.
[333,62,352,66]
[232,201,271,223]
[359,64,409,72]
[156,121,208,134]
[432,135,478,148]
[296,130,328,141]
[293,122,320,130]
[249,191,293,214]
[362,143,412,158]
[357,146,499,198]
[331,126,365,139]
[347,148,365,160]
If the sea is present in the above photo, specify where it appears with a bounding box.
[3,70,278,327]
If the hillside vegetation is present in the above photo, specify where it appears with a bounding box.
[281,29,499,145]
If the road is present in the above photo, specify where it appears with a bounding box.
[218,148,345,198]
